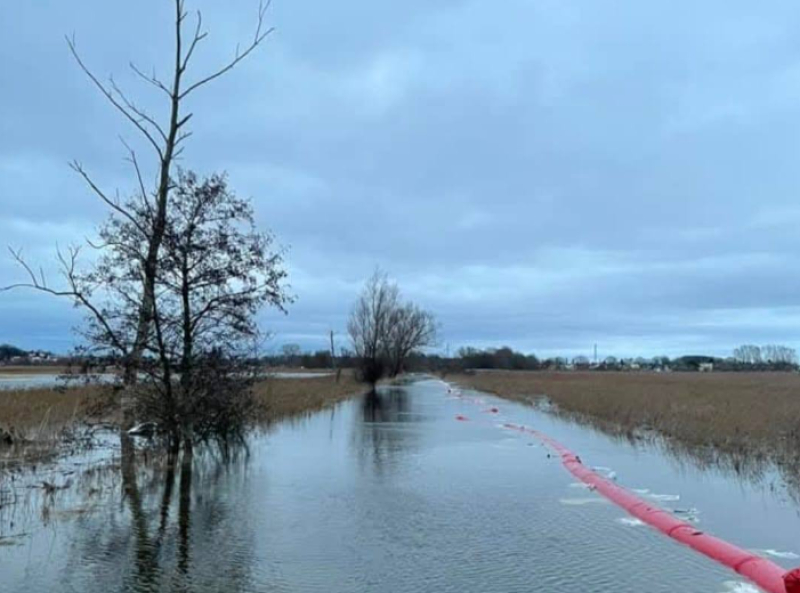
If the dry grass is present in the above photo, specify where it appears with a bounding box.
[251,371,364,424]
[0,372,362,442]
[0,366,70,375]
[453,371,800,462]
[0,386,109,441]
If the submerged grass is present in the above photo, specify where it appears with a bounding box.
[0,372,364,466]
[0,373,362,433]
[452,371,800,480]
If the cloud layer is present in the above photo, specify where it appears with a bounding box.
[3,0,800,358]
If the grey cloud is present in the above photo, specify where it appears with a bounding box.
[3,0,800,358]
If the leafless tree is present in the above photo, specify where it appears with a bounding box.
[347,271,437,386]
[281,344,302,366]
[761,345,797,365]
[733,344,762,365]
[385,303,437,377]
[348,271,400,387]
[5,0,274,432]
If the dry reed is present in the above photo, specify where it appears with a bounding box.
[453,371,800,461]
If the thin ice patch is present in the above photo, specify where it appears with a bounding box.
[569,482,593,489]
[648,493,680,502]
[753,549,800,560]
[559,497,610,506]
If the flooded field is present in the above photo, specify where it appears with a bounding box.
[2,377,799,592]
[0,372,332,391]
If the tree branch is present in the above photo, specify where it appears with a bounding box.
[67,35,165,159]
[178,0,273,100]
[3,247,129,355]
[129,61,172,97]
[70,161,150,237]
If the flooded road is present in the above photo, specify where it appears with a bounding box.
[2,377,799,592]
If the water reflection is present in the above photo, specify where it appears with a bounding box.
[2,439,257,592]
[353,388,417,475]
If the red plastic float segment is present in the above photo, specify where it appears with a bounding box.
[783,568,800,593]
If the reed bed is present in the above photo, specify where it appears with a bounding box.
[0,386,107,441]
[0,373,363,461]
[453,371,800,462]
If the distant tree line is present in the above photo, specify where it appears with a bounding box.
[733,344,798,367]
[262,342,800,375]
[457,346,539,370]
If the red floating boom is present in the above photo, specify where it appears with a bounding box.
[502,422,799,593]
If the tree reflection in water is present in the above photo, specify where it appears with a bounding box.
[353,387,419,476]
[48,439,258,593]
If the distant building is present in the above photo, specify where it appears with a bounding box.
[698,362,714,372]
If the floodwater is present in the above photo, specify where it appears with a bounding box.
[2,377,799,592]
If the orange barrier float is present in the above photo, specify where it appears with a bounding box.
[501,422,799,593]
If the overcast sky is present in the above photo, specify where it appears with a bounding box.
[3,1,800,359]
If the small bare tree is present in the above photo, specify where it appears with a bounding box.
[348,271,399,387]
[347,271,437,386]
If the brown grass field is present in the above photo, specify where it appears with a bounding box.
[0,372,364,443]
[251,371,364,424]
[452,371,800,466]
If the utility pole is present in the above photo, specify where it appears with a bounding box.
[330,330,339,381]
[594,344,598,364]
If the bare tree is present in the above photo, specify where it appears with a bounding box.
[281,344,302,366]
[348,271,399,387]
[385,303,437,377]
[347,271,438,386]
[760,345,797,366]
[6,1,273,430]
[733,344,762,365]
